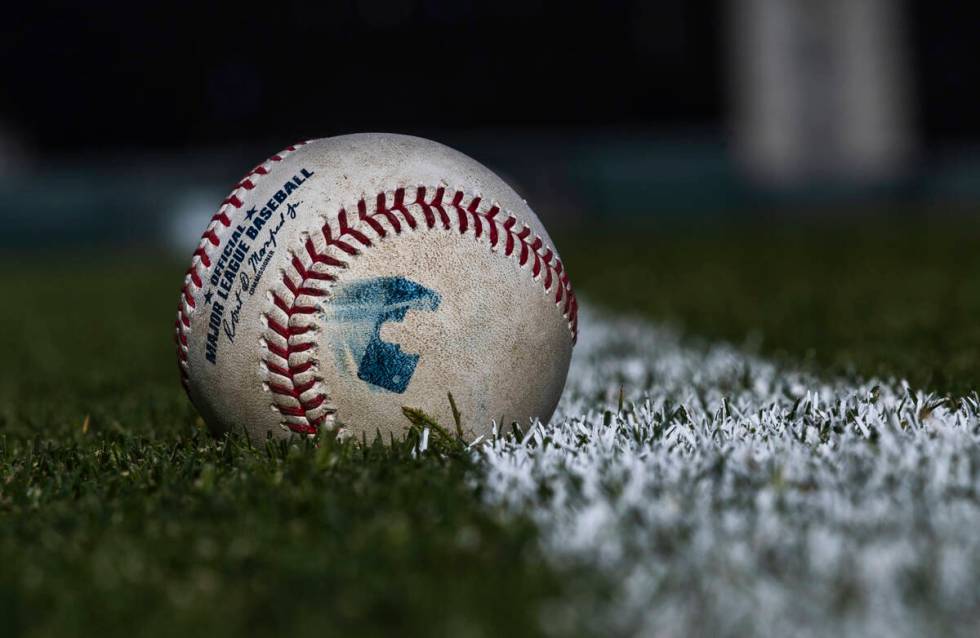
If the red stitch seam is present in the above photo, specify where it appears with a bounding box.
[174,142,308,398]
[261,186,577,437]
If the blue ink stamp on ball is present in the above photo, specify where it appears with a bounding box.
[320,276,440,393]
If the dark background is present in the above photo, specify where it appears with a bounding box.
[3,1,978,152]
[8,1,722,152]
[2,1,980,253]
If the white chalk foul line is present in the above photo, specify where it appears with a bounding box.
[475,305,980,638]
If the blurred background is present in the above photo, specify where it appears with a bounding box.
[1,0,978,251]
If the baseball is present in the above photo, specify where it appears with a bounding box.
[175,134,577,441]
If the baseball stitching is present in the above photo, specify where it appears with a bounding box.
[174,142,309,398]
[261,186,578,436]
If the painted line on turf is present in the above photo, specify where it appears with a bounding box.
[473,304,980,638]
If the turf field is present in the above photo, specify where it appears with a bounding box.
[2,219,980,637]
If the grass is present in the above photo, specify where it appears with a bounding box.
[0,430,567,638]
[3,216,980,636]
[0,258,572,638]
[563,216,980,395]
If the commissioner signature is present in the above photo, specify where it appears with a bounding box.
[224,201,302,342]
[247,201,301,276]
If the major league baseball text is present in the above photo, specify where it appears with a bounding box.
[204,168,314,364]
